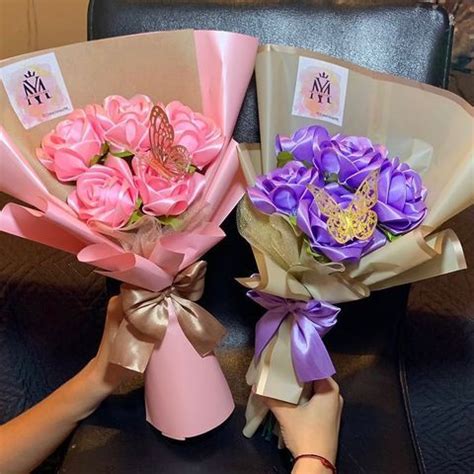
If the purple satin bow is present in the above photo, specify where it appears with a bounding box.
[248,291,340,383]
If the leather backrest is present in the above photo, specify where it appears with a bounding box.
[89,0,453,143]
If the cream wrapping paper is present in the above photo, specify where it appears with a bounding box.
[238,44,473,437]
[0,31,202,204]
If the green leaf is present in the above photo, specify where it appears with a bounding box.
[303,237,331,263]
[112,150,135,158]
[126,199,145,225]
[324,172,339,184]
[128,209,144,225]
[284,214,301,234]
[157,215,181,230]
[99,142,110,156]
[90,154,102,166]
[379,226,398,243]
[89,142,111,166]
[276,151,294,168]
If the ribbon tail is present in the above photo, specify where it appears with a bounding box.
[173,296,227,356]
[109,319,157,373]
[255,309,288,360]
[291,318,335,383]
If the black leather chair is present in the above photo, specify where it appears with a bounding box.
[63,2,453,473]
[0,1,454,473]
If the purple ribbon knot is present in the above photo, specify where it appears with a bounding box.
[248,290,340,383]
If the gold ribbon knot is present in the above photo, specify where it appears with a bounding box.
[109,260,226,373]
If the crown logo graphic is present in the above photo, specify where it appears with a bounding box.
[319,72,329,79]
[24,70,38,79]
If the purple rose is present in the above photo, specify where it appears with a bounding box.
[276,126,389,190]
[374,157,427,235]
[315,134,389,189]
[248,161,322,217]
[297,183,387,262]
[275,125,332,163]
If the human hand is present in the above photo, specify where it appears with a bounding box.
[0,296,134,473]
[85,296,132,395]
[263,378,343,474]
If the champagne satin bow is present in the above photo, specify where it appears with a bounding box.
[109,260,226,373]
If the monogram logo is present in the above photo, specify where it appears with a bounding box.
[309,72,331,104]
[1,52,73,128]
[23,70,52,106]
[292,56,349,126]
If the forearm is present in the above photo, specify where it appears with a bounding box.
[0,361,112,474]
[293,458,332,474]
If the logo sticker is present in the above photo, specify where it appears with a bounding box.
[292,56,349,126]
[0,52,73,129]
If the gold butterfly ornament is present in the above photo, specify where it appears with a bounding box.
[308,170,380,244]
[145,105,192,179]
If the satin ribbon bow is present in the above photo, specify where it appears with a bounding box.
[109,260,226,373]
[248,290,340,382]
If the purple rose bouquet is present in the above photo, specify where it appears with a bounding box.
[238,126,428,418]
[238,126,430,424]
[236,44,471,442]
[237,122,469,440]
[236,125,436,436]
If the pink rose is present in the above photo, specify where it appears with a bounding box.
[166,101,224,169]
[98,95,154,154]
[84,103,114,140]
[68,155,139,229]
[36,109,103,182]
[133,155,206,216]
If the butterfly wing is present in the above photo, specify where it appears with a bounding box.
[327,214,353,244]
[309,185,352,244]
[167,145,192,177]
[150,105,174,157]
[347,169,380,241]
[309,185,341,218]
[351,169,379,211]
[351,208,378,241]
[148,105,190,178]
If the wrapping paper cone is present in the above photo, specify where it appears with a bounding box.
[145,304,234,439]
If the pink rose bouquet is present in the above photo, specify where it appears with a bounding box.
[0,29,259,439]
[37,96,221,232]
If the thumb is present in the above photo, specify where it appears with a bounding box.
[105,296,124,326]
[260,394,298,423]
[97,296,124,356]
[312,377,339,395]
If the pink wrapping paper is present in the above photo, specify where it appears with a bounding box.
[0,30,258,438]
[145,303,234,439]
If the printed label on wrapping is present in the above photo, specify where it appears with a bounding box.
[0,53,73,129]
[292,56,349,126]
